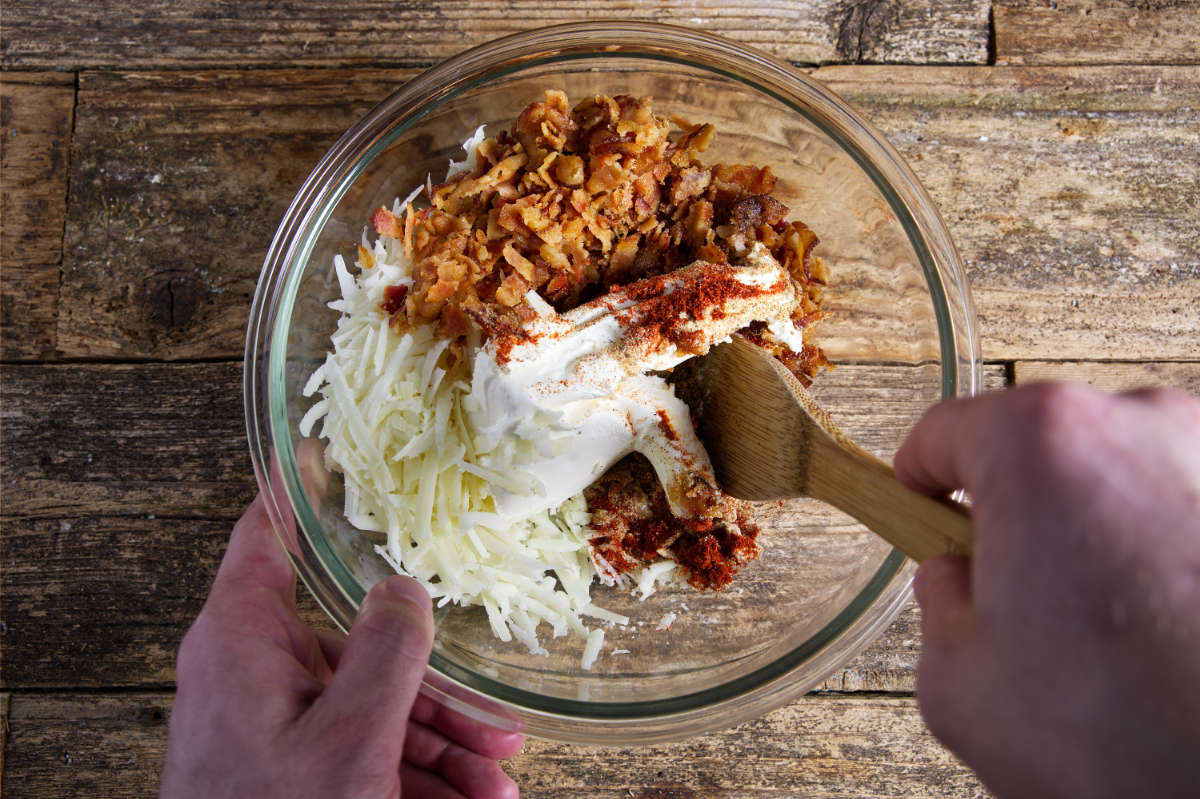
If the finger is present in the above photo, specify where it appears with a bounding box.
[1123,385,1200,426]
[308,576,434,757]
[404,722,521,799]
[295,437,330,503]
[401,761,518,799]
[913,555,987,762]
[215,441,332,611]
[409,694,526,759]
[894,392,1011,497]
[913,555,975,651]
[211,492,297,605]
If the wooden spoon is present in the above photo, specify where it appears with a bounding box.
[697,336,973,562]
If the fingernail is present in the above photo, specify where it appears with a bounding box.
[382,575,430,607]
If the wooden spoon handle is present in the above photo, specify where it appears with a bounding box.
[806,434,973,563]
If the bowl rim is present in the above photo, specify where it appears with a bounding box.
[244,20,980,744]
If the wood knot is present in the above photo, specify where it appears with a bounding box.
[831,0,900,62]
[147,272,200,329]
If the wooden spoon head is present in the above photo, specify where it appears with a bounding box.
[698,337,975,563]
[696,335,838,502]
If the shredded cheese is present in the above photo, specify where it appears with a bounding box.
[302,127,697,668]
[306,203,627,667]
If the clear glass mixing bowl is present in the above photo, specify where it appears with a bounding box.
[245,22,980,744]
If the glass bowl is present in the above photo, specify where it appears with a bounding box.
[245,21,980,744]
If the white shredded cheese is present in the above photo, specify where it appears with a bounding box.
[581,628,605,671]
[301,126,709,669]
[303,167,628,667]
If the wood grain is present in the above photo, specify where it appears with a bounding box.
[0,72,74,361]
[0,1,990,71]
[3,361,1002,690]
[0,692,985,798]
[1,362,253,519]
[0,511,923,692]
[1,693,9,777]
[817,64,1200,362]
[1014,359,1200,394]
[996,0,1200,66]
[56,69,416,360]
[0,516,335,690]
[2,516,230,689]
[52,66,1200,362]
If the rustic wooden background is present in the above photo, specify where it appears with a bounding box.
[3,2,1199,797]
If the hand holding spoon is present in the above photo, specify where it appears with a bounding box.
[698,336,973,562]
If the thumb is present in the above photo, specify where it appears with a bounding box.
[310,576,435,755]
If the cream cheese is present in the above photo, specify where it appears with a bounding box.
[464,243,796,525]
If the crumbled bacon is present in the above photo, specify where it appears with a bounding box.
[370,206,405,239]
[366,91,828,372]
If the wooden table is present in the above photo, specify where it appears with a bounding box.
[3,3,1198,796]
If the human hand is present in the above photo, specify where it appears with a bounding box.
[895,383,1200,799]
[159,485,524,798]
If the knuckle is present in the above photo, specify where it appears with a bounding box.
[1132,385,1200,418]
[1005,382,1101,462]
[1017,382,1093,434]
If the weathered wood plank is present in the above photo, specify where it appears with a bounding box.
[1,692,984,798]
[816,65,1200,362]
[1,692,9,777]
[0,72,74,361]
[0,509,920,692]
[12,346,1000,524]
[0,1,990,71]
[2,516,229,689]
[1,362,253,519]
[53,66,1200,362]
[56,69,417,360]
[2,693,172,797]
[2,361,1002,689]
[0,516,334,690]
[996,0,1200,66]
[1014,360,1200,395]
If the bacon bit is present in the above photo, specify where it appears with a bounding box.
[381,284,408,317]
[610,234,641,274]
[684,200,713,248]
[403,201,416,259]
[502,241,537,282]
[357,244,376,269]
[436,303,471,341]
[495,273,529,307]
[539,240,571,271]
[544,274,570,302]
[426,279,457,305]
[728,195,787,234]
[371,206,405,239]
[553,154,585,186]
